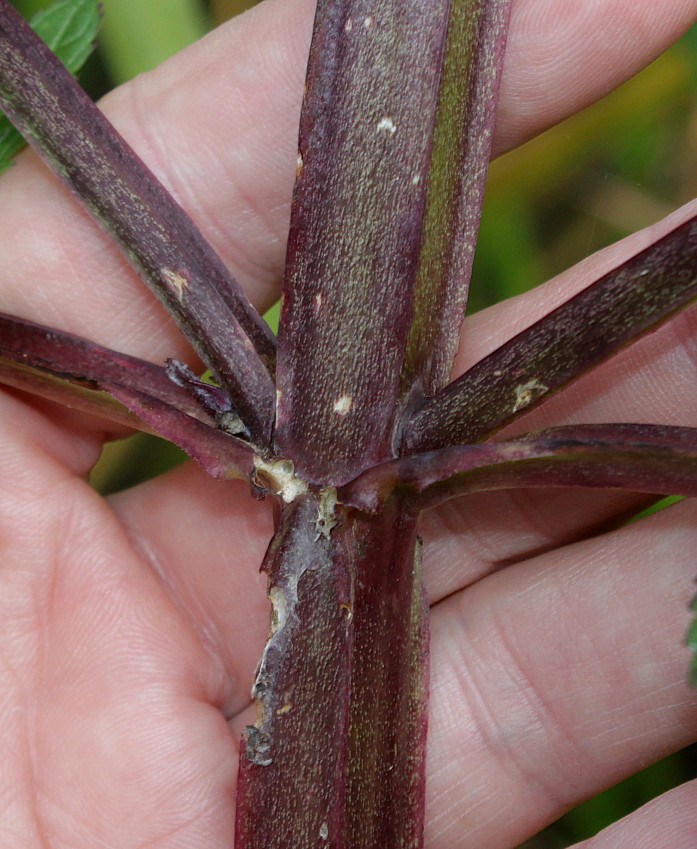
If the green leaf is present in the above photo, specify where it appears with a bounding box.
[31,0,100,70]
[0,0,99,171]
[687,592,697,688]
[0,115,22,168]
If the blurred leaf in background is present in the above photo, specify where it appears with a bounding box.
[97,0,209,84]
[210,0,258,22]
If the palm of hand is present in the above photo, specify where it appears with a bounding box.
[1,1,696,847]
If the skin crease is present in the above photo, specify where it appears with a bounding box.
[0,0,696,846]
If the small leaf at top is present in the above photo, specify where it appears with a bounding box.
[0,0,99,171]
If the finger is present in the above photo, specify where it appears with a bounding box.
[573,779,697,849]
[1,0,694,366]
[496,0,697,155]
[420,487,652,602]
[0,392,238,847]
[425,497,697,849]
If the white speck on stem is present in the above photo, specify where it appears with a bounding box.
[363,16,373,28]
[254,456,309,503]
[333,395,353,415]
[319,822,329,841]
[161,268,189,301]
[377,116,396,135]
[512,378,548,413]
[345,17,353,32]
[315,294,323,309]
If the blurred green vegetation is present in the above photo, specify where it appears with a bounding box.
[13,1,696,845]
[470,30,697,313]
[97,0,209,83]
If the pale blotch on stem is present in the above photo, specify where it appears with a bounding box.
[315,487,338,540]
[161,268,189,301]
[512,378,549,412]
[377,116,397,135]
[268,585,288,635]
[254,456,309,503]
[333,395,353,415]
[275,700,292,716]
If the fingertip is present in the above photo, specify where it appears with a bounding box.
[495,0,697,154]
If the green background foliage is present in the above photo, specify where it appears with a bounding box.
[7,1,696,845]
[0,0,100,168]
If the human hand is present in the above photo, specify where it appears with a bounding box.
[0,1,696,846]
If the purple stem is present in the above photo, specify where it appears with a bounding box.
[0,0,275,445]
[343,423,697,512]
[0,311,255,478]
[404,214,697,453]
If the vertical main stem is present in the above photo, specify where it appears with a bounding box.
[344,500,429,848]
[234,494,429,848]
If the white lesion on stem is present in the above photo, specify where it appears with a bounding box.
[161,268,189,302]
[254,456,309,503]
[377,116,397,135]
[315,487,338,540]
[332,395,353,415]
[512,378,549,412]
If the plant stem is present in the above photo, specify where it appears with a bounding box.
[235,494,429,848]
